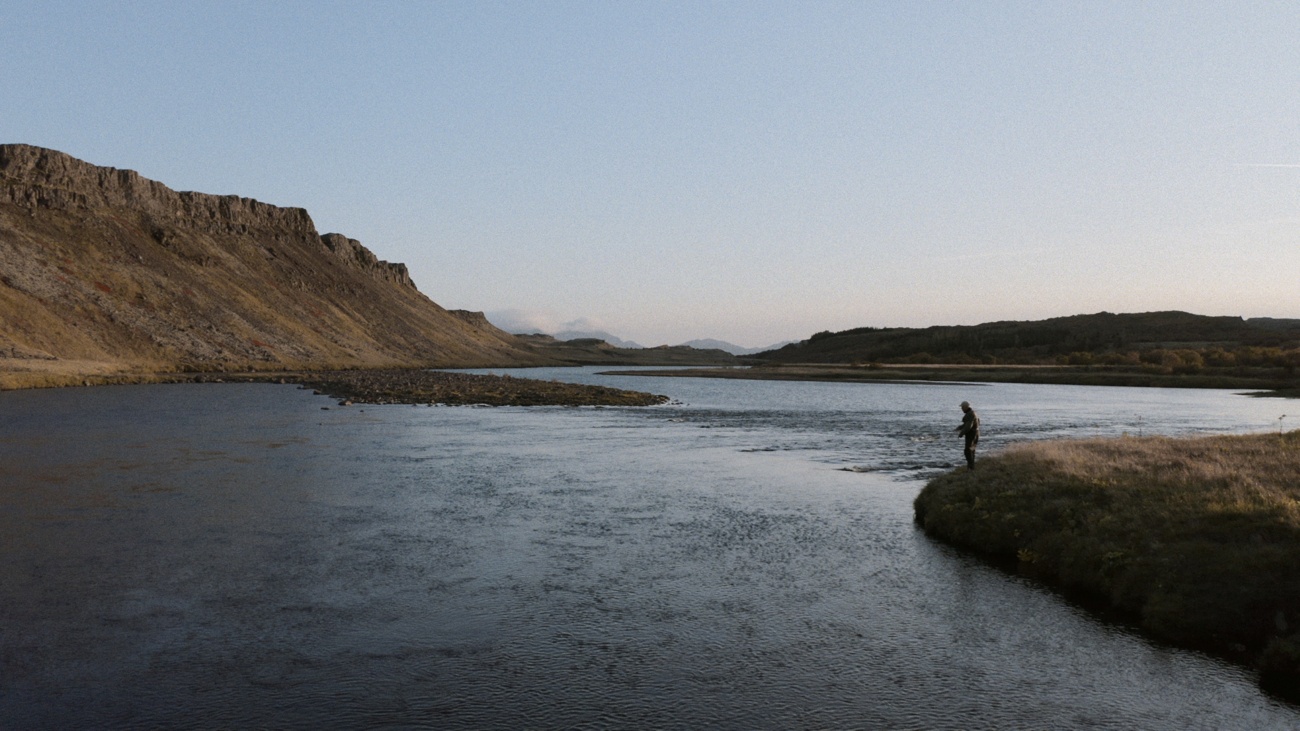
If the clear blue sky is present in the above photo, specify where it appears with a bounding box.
[4,1,1299,347]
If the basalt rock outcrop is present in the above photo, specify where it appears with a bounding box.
[0,144,547,386]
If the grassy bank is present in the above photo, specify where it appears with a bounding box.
[913,431,1300,701]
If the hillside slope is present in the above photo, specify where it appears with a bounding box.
[758,311,1300,366]
[0,144,546,386]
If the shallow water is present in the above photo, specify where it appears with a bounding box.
[1,372,1296,729]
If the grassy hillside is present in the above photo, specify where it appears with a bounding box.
[1,144,547,386]
[758,311,1300,370]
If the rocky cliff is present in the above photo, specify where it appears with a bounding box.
[0,144,546,386]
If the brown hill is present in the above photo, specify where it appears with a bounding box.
[0,144,548,387]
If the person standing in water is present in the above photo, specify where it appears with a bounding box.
[955,401,980,470]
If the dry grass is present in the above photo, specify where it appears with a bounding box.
[1003,435,1300,525]
[914,430,1300,699]
[0,357,169,389]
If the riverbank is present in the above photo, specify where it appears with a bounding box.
[913,431,1300,701]
[601,363,1300,397]
[0,365,670,407]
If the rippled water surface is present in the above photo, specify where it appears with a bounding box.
[2,370,1297,729]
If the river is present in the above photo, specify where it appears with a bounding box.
[1,368,1296,729]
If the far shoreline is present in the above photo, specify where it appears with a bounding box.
[6,359,1297,402]
[599,363,1300,398]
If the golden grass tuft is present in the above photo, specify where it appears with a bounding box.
[914,430,1300,700]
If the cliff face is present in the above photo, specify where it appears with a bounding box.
[0,144,545,385]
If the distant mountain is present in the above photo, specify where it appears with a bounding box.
[677,338,795,356]
[554,330,644,349]
[514,334,736,366]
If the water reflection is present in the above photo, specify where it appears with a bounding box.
[1,376,1296,729]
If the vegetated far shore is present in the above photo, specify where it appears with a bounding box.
[600,363,1300,398]
[914,430,1300,702]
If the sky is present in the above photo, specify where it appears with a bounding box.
[4,1,1299,348]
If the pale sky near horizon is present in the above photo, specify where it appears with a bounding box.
[4,1,1299,347]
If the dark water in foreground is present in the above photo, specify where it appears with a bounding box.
[2,370,1297,729]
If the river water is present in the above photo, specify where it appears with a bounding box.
[1,368,1296,729]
